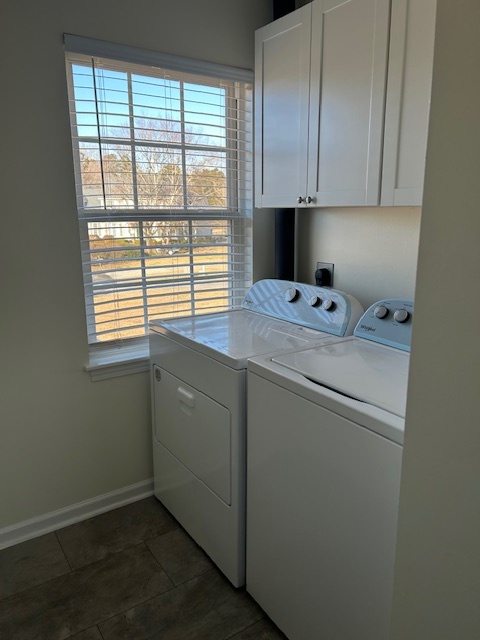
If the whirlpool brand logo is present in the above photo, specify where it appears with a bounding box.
[360,324,376,332]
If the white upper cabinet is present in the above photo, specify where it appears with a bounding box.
[255,0,390,208]
[308,0,390,207]
[254,4,312,208]
[381,0,437,206]
[254,0,437,209]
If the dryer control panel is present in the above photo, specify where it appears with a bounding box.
[354,299,414,351]
[242,279,364,337]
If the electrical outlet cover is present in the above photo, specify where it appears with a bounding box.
[315,262,334,287]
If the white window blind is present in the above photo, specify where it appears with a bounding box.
[64,36,253,350]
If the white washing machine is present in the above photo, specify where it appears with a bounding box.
[246,299,413,639]
[149,279,364,587]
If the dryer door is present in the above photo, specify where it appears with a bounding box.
[153,365,231,505]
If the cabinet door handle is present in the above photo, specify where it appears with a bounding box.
[297,196,305,204]
[306,196,314,204]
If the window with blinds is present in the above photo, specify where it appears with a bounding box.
[64,37,253,351]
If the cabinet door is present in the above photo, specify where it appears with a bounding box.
[381,0,437,206]
[307,0,390,207]
[254,5,312,208]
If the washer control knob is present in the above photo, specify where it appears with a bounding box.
[285,287,299,303]
[308,295,321,307]
[322,298,335,312]
[374,305,389,320]
[394,308,410,323]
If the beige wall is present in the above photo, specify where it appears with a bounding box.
[390,0,480,637]
[296,206,421,309]
[0,0,273,529]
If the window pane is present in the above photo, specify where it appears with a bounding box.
[79,143,134,209]
[84,214,248,341]
[135,146,184,208]
[147,284,194,322]
[88,225,146,340]
[94,68,130,138]
[89,226,143,286]
[184,83,226,147]
[72,64,98,137]
[133,117,182,144]
[79,142,103,208]
[132,75,181,127]
[101,145,134,207]
[186,151,227,208]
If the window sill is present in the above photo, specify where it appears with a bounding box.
[85,340,150,381]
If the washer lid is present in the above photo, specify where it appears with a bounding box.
[150,310,331,369]
[272,338,410,417]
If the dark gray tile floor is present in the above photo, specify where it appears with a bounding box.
[0,497,286,640]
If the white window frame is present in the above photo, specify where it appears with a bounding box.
[64,36,253,379]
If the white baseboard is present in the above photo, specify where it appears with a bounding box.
[0,479,154,551]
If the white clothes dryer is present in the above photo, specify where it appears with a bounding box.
[246,299,413,639]
[149,279,363,587]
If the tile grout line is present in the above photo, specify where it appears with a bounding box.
[93,569,180,637]
[0,531,74,603]
[55,538,161,572]
[0,570,70,605]
[90,542,190,635]
[65,623,104,640]
[0,540,170,610]
[223,617,267,640]
[0,547,74,604]
[9,541,186,640]
[143,539,218,589]
[142,525,180,547]
[54,529,74,572]
[95,566,222,637]
[143,538,170,577]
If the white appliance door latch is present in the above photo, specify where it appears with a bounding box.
[177,386,195,408]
